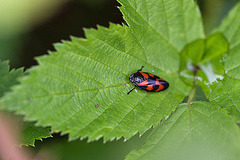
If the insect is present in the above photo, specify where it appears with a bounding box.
[127,66,169,94]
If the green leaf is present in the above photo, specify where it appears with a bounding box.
[200,33,229,64]
[179,33,228,72]
[216,2,240,49]
[0,60,51,146]
[125,101,240,160]
[0,0,204,142]
[21,122,51,146]
[118,0,205,72]
[205,78,240,122]
[37,131,150,160]
[0,60,23,97]
[204,49,240,121]
[180,39,205,69]
[199,2,240,121]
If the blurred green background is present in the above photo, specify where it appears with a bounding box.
[0,0,238,159]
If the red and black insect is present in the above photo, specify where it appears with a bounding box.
[127,66,169,94]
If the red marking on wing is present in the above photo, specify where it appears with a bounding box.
[138,80,149,86]
[95,104,99,108]
[146,85,153,91]
[149,74,154,77]
[155,84,164,91]
[156,78,164,81]
[140,72,149,79]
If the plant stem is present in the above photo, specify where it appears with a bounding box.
[187,70,198,106]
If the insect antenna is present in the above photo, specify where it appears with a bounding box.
[138,66,144,71]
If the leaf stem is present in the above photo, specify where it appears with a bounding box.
[187,70,198,106]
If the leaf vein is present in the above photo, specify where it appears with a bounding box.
[92,32,166,73]
[43,58,105,87]
[138,107,187,159]
[75,89,126,134]
[107,93,149,136]
[124,1,179,52]
[161,0,170,39]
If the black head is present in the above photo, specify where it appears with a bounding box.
[129,71,145,86]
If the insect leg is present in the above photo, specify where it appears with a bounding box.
[127,86,137,95]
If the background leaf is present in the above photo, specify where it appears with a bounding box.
[0,0,67,38]
[200,33,228,63]
[179,33,228,72]
[200,2,240,121]
[0,60,23,97]
[0,0,205,142]
[21,122,51,146]
[0,60,51,146]
[180,39,205,67]
[34,131,150,160]
[125,101,240,160]
[118,0,205,72]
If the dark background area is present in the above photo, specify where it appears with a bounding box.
[0,0,238,69]
[19,0,124,69]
